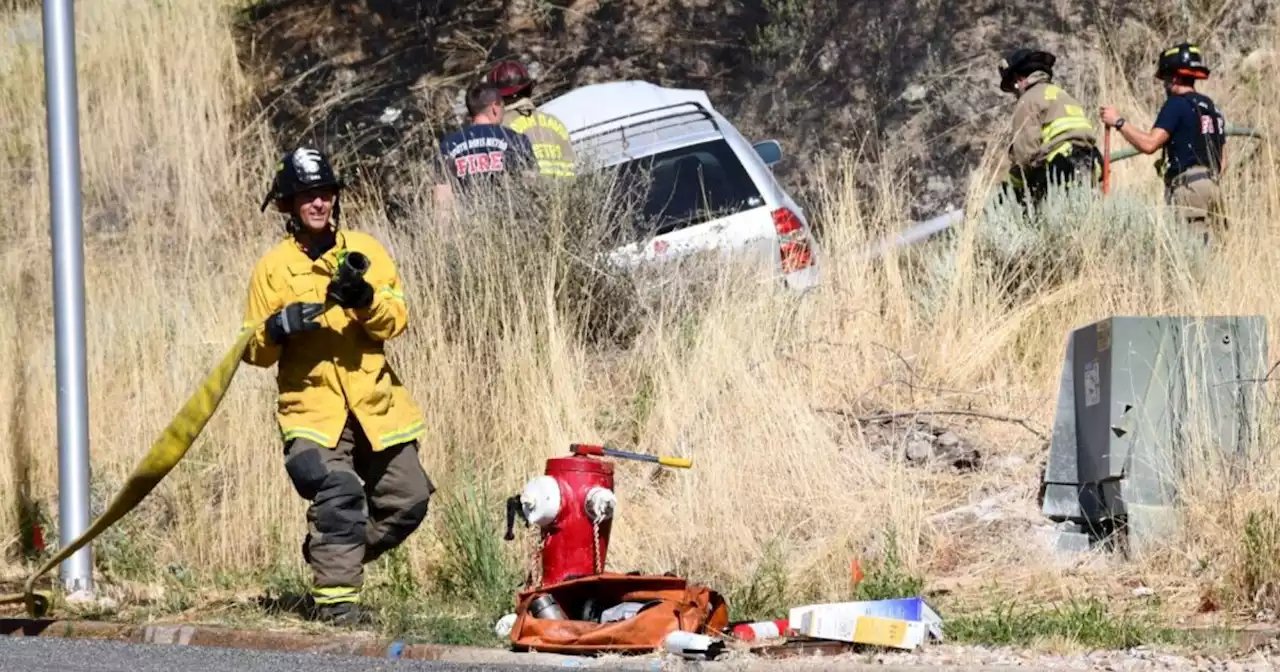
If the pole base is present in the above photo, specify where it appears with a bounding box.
[64,588,96,604]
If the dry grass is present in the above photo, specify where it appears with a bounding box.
[1,0,1280,643]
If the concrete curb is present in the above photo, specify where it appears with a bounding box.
[0,618,630,667]
[0,617,863,668]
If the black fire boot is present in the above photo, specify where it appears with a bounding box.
[315,601,375,627]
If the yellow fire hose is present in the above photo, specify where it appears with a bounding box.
[0,251,371,617]
[0,320,261,617]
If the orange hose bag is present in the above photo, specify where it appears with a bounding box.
[509,572,730,654]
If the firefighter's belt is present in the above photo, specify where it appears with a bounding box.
[1168,168,1217,189]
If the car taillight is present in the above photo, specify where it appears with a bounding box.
[772,208,803,236]
[772,207,812,273]
[779,242,812,271]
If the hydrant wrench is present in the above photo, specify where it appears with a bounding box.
[569,443,693,469]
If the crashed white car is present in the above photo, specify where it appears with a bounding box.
[539,81,821,291]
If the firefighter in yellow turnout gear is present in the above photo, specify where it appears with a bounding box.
[999,48,1102,207]
[488,60,577,178]
[243,147,436,626]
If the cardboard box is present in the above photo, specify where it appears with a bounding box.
[788,597,944,650]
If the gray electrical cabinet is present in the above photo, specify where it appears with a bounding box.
[1041,316,1269,557]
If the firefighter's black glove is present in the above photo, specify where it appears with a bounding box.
[266,302,325,345]
[327,250,374,310]
[326,276,374,310]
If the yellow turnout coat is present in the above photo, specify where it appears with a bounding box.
[240,230,425,451]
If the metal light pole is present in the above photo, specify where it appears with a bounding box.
[43,0,93,594]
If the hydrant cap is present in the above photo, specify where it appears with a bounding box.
[584,487,617,523]
[520,475,562,528]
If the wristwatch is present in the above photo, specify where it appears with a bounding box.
[1115,118,1126,129]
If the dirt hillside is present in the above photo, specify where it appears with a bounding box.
[235,0,1274,220]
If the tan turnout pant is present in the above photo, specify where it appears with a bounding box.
[282,414,435,604]
[1165,166,1225,246]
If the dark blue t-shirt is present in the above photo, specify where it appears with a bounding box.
[438,124,535,185]
[1153,93,1226,182]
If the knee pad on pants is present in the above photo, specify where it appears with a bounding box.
[284,447,329,501]
[314,470,367,545]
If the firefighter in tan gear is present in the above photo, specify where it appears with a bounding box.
[998,48,1102,207]
[242,147,436,626]
[487,60,577,178]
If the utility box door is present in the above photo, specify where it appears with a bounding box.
[1042,314,1268,551]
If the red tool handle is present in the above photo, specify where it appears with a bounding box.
[1102,127,1112,195]
[570,443,605,457]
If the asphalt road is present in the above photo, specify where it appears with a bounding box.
[0,637,578,672]
[0,636,1044,671]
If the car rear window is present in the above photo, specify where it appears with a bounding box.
[608,139,764,241]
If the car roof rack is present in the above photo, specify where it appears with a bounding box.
[572,101,722,143]
[572,102,724,160]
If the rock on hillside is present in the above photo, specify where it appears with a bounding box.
[235,0,1275,220]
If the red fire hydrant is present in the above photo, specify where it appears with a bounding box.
[505,451,618,586]
[505,444,692,587]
